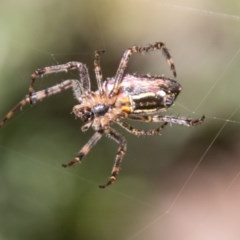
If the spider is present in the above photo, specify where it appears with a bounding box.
[0,42,204,188]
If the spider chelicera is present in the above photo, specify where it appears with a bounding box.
[0,42,204,188]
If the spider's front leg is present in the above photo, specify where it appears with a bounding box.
[0,80,74,128]
[99,128,127,188]
[29,61,91,99]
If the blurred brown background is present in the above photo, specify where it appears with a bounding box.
[0,0,240,239]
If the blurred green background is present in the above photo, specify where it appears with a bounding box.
[1,0,240,239]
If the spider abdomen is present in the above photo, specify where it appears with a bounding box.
[109,74,182,115]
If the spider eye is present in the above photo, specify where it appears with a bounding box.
[73,106,94,122]
[82,110,94,122]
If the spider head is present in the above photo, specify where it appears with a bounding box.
[73,103,110,121]
[73,105,94,123]
[73,105,94,132]
[73,103,111,131]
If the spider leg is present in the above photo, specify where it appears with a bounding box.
[0,80,77,128]
[99,128,127,188]
[116,119,168,136]
[29,61,91,100]
[62,130,103,167]
[94,50,105,95]
[128,114,205,127]
[153,115,205,127]
[109,42,176,97]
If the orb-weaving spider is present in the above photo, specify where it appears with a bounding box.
[0,42,204,188]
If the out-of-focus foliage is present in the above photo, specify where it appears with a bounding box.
[0,0,240,239]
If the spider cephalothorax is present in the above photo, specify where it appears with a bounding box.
[0,42,204,188]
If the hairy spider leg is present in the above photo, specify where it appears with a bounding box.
[62,127,126,189]
[29,61,91,101]
[116,119,169,136]
[128,114,205,127]
[109,42,177,98]
[0,80,76,128]
[62,130,103,167]
[94,50,105,96]
[99,128,127,188]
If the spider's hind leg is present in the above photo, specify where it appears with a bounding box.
[154,115,205,127]
[127,114,205,127]
[116,119,168,136]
